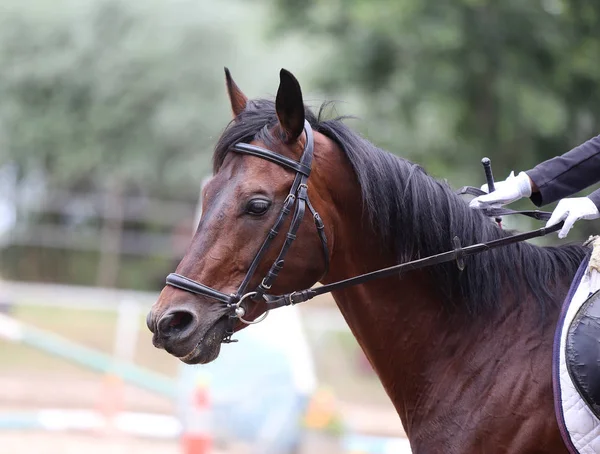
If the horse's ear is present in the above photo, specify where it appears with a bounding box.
[224,67,247,118]
[276,69,305,143]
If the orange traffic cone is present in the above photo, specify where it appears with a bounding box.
[181,375,212,454]
[96,373,124,436]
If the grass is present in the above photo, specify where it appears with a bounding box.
[0,304,179,378]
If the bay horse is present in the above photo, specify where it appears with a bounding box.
[147,68,587,453]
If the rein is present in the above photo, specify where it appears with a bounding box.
[264,218,563,309]
[265,184,562,308]
[164,122,562,342]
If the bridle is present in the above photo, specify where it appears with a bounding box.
[165,120,564,344]
[165,120,329,343]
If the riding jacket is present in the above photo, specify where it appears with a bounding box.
[527,134,600,210]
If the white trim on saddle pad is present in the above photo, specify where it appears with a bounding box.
[553,237,600,453]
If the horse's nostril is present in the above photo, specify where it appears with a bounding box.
[146,311,155,333]
[157,310,195,338]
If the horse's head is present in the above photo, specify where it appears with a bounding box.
[147,69,332,364]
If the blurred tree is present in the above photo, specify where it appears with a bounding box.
[271,0,600,189]
[0,0,236,197]
[0,0,242,286]
[0,0,321,287]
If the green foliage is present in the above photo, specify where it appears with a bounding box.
[0,0,225,194]
[0,0,319,197]
[271,0,600,190]
[0,0,323,287]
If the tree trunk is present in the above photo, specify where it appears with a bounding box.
[96,181,124,288]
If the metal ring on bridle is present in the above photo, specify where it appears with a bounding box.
[234,292,269,325]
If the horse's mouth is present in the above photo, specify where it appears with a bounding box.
[176,317,229,365]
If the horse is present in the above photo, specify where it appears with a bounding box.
[147,68,588,453]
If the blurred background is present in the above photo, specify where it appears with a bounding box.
[0,0,599,453]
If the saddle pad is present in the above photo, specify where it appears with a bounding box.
[567,289,600,420]
[553,255,600,453]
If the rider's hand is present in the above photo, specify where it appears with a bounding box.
[469,171,533,209]
[546,197,600,239]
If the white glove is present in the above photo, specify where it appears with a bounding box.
[546,197,600,239]
[469,171,533,209]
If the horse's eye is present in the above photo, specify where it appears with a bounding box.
[246,198,271,216]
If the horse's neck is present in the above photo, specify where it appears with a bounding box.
[326,223,540,442]
[315,149,438,423]
[319,166,541,446]
[315,139,567,451]
[325,231,454,426]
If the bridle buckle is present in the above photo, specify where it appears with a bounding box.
[260,277,272,290]
[287,291,298,306]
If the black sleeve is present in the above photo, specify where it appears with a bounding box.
[525,134,600,210]
[589,188,600,209]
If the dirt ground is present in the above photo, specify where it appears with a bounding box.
[0,431,184,454]
[0,431,341,454]
[0,373,174,414]
[0,373,405,454]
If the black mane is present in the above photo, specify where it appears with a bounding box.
[214,100,587,316]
